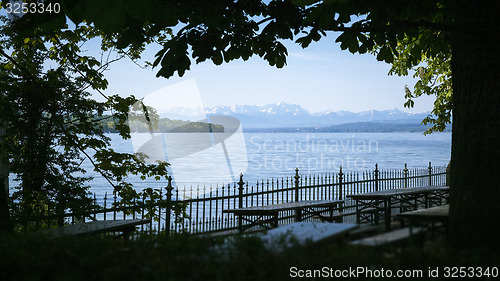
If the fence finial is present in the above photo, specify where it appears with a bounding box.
[374,164,379,191]
[238,173,245,200]
[237,173,245,195]
[238,173,244,187]
[166,176,173,194]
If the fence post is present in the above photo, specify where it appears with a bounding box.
[338,166,343,201]
[403,163,408,188]
[374,164,379,191]
[338,166,344,222]
[237,173,245,232]
[165,176,173,236]
[428,161,432,186]
[103,192,107,221]
[294,168,301,222]
[158,187,162,233]
[294,168,300,202]
[113,192,117,220]
[93,194,97,221]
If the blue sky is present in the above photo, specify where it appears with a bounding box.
[0,6,434,114]
[97,33,434,114]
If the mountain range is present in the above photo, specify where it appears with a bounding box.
[155,102,432,130]
[203,102,430,129]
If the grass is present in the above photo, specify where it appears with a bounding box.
[0,231,499,281]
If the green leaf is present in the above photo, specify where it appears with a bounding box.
[336,32,358,53]
[212,51,223,65]
[376,45,393,63]
[296,36,313,48]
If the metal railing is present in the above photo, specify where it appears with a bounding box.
[16,162,448,235]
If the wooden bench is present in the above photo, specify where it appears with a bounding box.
[348,186,450,231]
[396,205,449,223]
[396,204,449,238]
[261,222,358,251]
[327,208,379,223]
[349,224,385,240]
[349,227,423,247]
[38,219,151,239]
[198,227,268,239]
[223,200,343,232]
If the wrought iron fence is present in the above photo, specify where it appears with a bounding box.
[16,162,448,235]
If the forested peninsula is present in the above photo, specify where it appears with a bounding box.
[99,117,224,133]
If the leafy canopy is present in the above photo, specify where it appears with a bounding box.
[6,0,454,133]
[0,14,169,227]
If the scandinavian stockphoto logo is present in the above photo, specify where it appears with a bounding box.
[128,79,248,192]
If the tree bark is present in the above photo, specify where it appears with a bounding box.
[0,127,11,232]
[0,177,10,233]
[449,0,500,249]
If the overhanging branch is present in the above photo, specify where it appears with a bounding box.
[324,19,452,34]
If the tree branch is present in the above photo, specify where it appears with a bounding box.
[0,48,35,81]
[59,127,117,190]
[62,115,114,126]
[256,17,273,26]
[325,19,453,33]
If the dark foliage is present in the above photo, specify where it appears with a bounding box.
[0,233,498,281]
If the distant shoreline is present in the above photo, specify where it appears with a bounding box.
[242,122,452,133]
[103,121,452,134]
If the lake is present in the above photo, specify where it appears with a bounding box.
[9,132,452,199]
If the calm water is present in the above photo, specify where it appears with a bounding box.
[9,132,451,199]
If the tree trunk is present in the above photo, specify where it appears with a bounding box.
[0,127,11,232]
[0,177,10,233]
[449,0,500,249]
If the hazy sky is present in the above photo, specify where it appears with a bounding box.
[0,5,434,114]
[97,33,434,114]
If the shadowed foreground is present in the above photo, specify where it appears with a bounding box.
[1,232,498,281]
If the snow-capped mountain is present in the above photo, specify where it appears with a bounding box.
[206,102,308,116]
[154,101,429,128]
[203,102,429,128]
